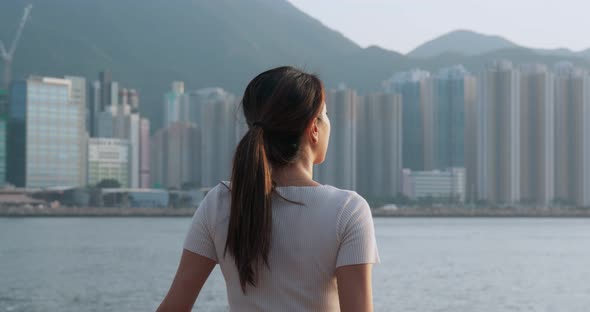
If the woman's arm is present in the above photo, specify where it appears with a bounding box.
[156,249,217,312]
[336,263,374,312]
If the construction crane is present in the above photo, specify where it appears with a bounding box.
[0,4,33,89]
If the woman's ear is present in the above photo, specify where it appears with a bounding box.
[308,120,320,144]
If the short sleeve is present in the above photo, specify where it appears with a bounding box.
[183,188,218,262]
[335,194,380,268]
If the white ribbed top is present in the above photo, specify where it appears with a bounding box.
[184,182,380,311]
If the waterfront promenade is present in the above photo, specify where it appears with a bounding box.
[1,205,589,218]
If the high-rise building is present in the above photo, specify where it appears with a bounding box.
[163,81,187,127]
[0,89,7,185]
[119,88,129,108]
[99,70,113,111]
[128,89,139,112]
[191,88,238,187]
[151,122,201,189]
[96,103,149,188]
[314,88,357,190]
[161,84,246,188]
[139,118,150,188]
[465,78,479,203]
[7,76,87,188]
[476,61,521,204]
[88,80,101,136]
[89,72,121,137]
[356,93,403,199]
[433,65,477,170]
[87,138,129,187]
[92,71,149,188]
[66,76,88,185]
[519,64,555,205]
[0,88,8,114]
[554,62,590,207]
[383,69,434,170]
[150,131,164,189]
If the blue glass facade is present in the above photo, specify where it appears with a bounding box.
[8,78,85,188]
[7,82,27,187]
[434,78,466,169]
[396,82,425,170]
[0,89,7,185]
[0,117,6,185]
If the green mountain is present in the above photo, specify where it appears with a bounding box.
[409,29,590,61]
[408,30,519,58]
[1,1,589,130]
[1,0,410,129]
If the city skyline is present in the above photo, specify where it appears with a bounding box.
[3,58,590,207]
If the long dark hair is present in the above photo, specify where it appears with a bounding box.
[225,66,324,292]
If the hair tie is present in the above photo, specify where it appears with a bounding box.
[252,121,265,129]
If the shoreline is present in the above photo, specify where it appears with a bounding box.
[1,206,590,218]
[0,206,196,217]
[371,209,590,218]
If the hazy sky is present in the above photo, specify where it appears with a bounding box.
[288,0,590,54]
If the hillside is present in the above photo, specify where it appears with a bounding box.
[408,30,519,58]
[1,1,589,130]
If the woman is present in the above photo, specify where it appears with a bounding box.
[157,66,379,311]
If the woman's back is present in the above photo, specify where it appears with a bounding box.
[157,66,379,312]
[184,183,379,311]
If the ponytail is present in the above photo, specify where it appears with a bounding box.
[225,66,325,293]
[225,125,273,293]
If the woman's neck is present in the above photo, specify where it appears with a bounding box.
[272,158,320,187]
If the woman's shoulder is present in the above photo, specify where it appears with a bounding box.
[208,181,369,211]
[196,182,232,215]
[293,184,370,216]
[200,182,231,201]
[318,185,371,221]
[319,185,369,207]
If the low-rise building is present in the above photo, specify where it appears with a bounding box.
[88,138,129,187]
[402,168,466,202]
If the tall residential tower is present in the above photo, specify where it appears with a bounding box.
[476,61,521,204]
